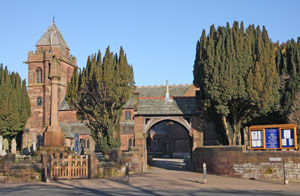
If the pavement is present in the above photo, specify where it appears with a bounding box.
[0,158,300,196]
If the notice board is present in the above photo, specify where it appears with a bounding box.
[249,124,297,150]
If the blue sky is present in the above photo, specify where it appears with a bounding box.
[0,0,300,86]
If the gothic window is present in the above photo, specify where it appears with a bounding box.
[37,96,43,106]
[36,67,42,83]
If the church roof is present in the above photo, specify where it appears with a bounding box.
[36,22,69,49]
[59,99,71,111]
[59,122,91,139]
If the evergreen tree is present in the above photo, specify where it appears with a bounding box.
[287,90,300,146]
[66,47,134,153]
[0,64,30,140]
[193,22,280,145]
[275,38,300,120]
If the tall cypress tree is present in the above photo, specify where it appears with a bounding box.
[193,22,280,145]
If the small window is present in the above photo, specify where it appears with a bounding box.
[128,111,131,120]
[125,111,132,121]
[87,139,90,149]
[125,111,131,120]
[80,139,86,148]
[37,96,43,106]
[36,67,42,83]
[128,138,132,147]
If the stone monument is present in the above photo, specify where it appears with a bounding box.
[11,138,17,154]
[43,55,65,147]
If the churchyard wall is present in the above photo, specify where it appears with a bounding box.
[193,146,300,181]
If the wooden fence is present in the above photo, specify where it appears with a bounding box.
[50,153,89,179]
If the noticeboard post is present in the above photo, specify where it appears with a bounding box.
[249,124,298,150]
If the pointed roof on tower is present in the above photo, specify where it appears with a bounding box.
[36,22,69,49]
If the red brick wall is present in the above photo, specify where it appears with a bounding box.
[193,146,300,181]
[58,111,78,123]
[121,134,135,151]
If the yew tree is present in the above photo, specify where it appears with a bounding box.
[193,21,280,145]
[0,65,30,140]
[66,47,134,152]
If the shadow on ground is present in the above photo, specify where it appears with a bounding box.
[0,180,297,196]
[150,158,190,171]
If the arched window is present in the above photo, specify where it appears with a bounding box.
[36,67,42,83]
[37,96,43,106]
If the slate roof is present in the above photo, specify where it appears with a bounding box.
[137,85,192,97]
[137,97,199,115]
[59,99,71,111]
[135,85,199,115]
[36,22,69,49]
[123,96,134,109]
[59,122,90,139]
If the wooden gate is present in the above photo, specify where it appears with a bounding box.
[50,153,89,179]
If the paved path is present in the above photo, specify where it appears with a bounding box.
[1,158,300,196]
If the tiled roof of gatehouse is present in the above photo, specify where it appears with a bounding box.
[137,97,199,115]
[134,84,200,115]
[136,84,192,97]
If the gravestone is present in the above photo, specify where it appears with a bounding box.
[32,135,37,152]
[0,135,3,150]
[11,138,17,154]
[74,133,79,154]
[0,135,6,156]
[3,138,9,153]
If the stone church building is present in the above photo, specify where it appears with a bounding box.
[22,22,218,159]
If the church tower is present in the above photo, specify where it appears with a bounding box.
[22,22,76,150]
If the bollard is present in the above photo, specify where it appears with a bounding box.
[284,163,288,185]
[203,163,207,184]
[125,162,129,183]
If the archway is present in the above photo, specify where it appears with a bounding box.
[146,120,192,158]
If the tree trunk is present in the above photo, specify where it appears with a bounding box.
[243,127,249,146]
[232,107,241,146]
[222,116,232,146]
